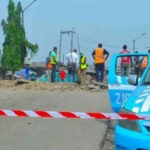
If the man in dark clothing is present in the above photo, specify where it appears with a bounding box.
[134,51,141,75]
[92,43,109,82]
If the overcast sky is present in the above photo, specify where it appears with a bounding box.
[1,0,150,64]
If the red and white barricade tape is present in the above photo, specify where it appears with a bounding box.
[0,109,150,120]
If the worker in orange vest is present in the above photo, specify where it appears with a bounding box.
[46,51,52,82]
[92,43,109,82]
[141,50,150,74]
[141,56,147,68]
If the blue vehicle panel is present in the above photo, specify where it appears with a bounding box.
[115,124,150,150]
[109,85,135,112]
[125,86,150,114]
[108,53,150,150]
[108,54,137,112]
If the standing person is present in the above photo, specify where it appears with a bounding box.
[59,69,66,82]
[120,45,131,76]
[50,47,58,83]
[92,43,109,83]
[45,51,52,82]
[141,49,150,74]
[134,51,140,75]
[66,49,79,82]
[78,53,87,82]
[24,57,32,80]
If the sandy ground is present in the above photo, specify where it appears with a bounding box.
[0,85,114,150]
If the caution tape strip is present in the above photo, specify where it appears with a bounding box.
[0,109,150,120]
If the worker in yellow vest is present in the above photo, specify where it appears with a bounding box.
[92,43,109,82]
[78,53,87,82]
[50,47,58,83]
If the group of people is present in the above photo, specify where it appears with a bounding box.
[45,43,150,84]
[66,49,88,82]
[120,44,149,76]
[45,43,110,83]
[119,44,150,78]
[46,43,150,83]
[45,47,88,83]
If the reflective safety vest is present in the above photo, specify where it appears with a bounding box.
[94,48,105,64]
[120,50,130,64]
[46,57,52,69]
[50,52,57,65]
[141,56,148,68]
[46,62,52,70]
[80,56,87,70]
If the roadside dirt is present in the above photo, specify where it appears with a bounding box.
[0,80,108,91]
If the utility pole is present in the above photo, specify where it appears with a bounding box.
[63,54,65,65]
[22,0,37,27]
[0,49,1,67]
[21,0,37,64]
[59,31,63,63]
[133,33,146,52]
[77,36,81,54]
[59,30,76,62]
[133,40,135,52]
[70,31,73,59]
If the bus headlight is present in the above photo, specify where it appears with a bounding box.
[118,120,141,132]
[118,109,141,132]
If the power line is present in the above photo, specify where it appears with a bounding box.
[79,37,122,49]
[77,33,122,49]
[79,37,150,51]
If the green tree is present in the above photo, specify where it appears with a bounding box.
[1,0,38,72]
[15,1,38,65]
[1,0,22,72]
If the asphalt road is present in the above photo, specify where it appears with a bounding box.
[0,89,112,150]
